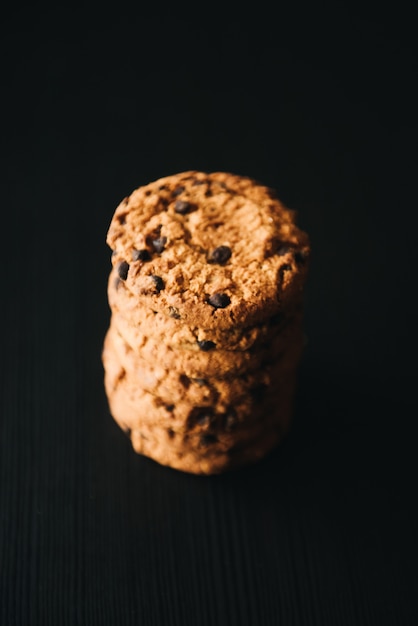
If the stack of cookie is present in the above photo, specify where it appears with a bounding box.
[102,171,310,474]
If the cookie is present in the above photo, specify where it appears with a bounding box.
[110,308,305,379]
[108,268,303,352]
[104,364,295,475]
[106,171,310,331]
[128,423,286,475]
[103,337,299,433]
[103,322,305,412]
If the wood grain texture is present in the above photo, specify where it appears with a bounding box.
[1,7,418,624]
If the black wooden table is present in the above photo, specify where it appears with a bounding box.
[1,6,417,625]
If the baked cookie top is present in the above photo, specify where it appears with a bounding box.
[106,171,310,330]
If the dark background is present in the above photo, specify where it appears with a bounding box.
[1,4,417,625]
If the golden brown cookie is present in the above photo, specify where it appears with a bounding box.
[103,322,305,412]
[108,268,303,352]
[104,363,295,475]
[110,308,305,379]
[106,171,310,331]
[128,424,286,475]
[103,338,298,433]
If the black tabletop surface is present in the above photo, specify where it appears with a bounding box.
[1,5,417,625]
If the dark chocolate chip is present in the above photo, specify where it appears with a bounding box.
[188,407,214,428]
[276,244,294,256]
[197,340,216,351]
[174,199,195,214]
[132,248,151,262]
[117,261,130,280]
[200,433,218,446]
[151,236,167,253]
[208,245,232,264]
[151,275,165,292]
[173,185,185,196]
[168,306,181,319]
[294,249,309,265]
[116,213,127,225]
[179,374,190,388]
[208,292,231,309]
[192,378,207,386]
[165,404,175,412]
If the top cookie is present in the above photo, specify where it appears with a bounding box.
[107,171,310,330]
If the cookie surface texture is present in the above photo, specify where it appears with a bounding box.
[107,171,310,330]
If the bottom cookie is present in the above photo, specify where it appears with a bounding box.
[104,362,297,474]
[128,421,286,475]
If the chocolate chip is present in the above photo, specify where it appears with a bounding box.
[196,410,212,427]
[165,404,175,412]
[179,374,190,388]
[200,433,218,446]
[276,244,294,256]
[192,378,207,386]
[151,275,165,292]
[188,407,214,428]
[117,261,130,280]
[196,414,211,427]
[168,306,181,319]
[208,245,232,264]
[132,248,151,262]
[151,236,167,253]
[174,199,196,214]
[294,249,309,265]
[208,293,231,309]
[197,340,216,351]
[173,185,185,196]
[116,213,127,225]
